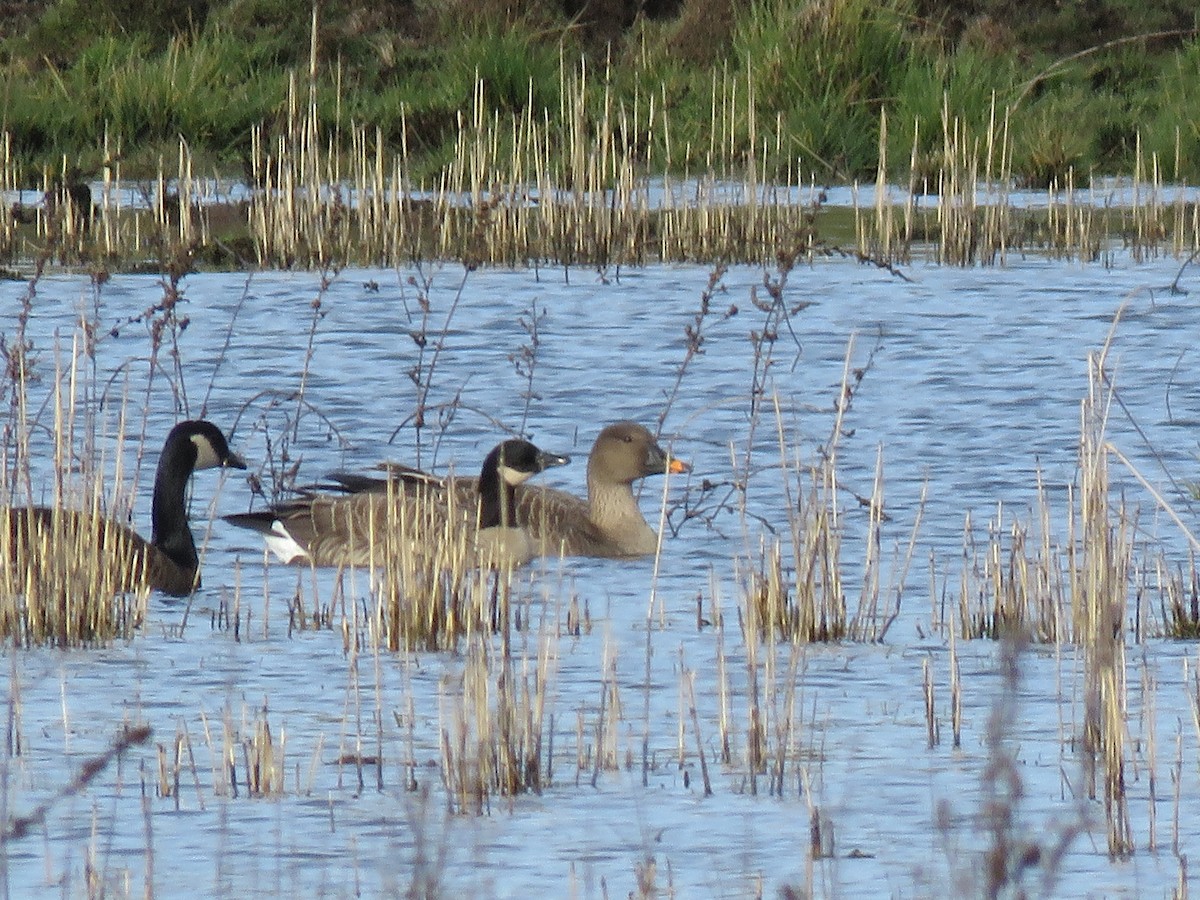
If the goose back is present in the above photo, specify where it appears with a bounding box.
[352,422,688,558]
[226,439,568,569]
[2,420,245,597]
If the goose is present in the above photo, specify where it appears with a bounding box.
[516,421,690,557]
[338,422,690,558]
[4,420,246,597]
[223,438,570,569]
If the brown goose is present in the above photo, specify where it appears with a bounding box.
[339,422,690,558]
[517,421,690,557]
[223,438,569,568]
[4,420,246,597]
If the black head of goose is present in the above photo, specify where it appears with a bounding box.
[518,421,690,557]
[474,439,571,564]
[224,438,569,568]
[5,419,246,596]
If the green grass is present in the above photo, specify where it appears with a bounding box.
[1,0,1198,185]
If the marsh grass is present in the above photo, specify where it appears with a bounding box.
[1159,558,1200,639]
[192,702,290,800]
[952,339,1140,853]
[0,136,223,270]
[1077,350,1135,857]
[954,464,1198,645]
[0,346,151,647]
[269,468,560,656]
[7,53,1198,273]
[956,488,1070,643]
[345,482,503,653]
[742,342,919,646]
[440,628,554,812]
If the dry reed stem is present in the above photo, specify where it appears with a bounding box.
[1078,350,1134,857]
[7,60,1196,271]
[1,349,153,647]
[924,656,938,748]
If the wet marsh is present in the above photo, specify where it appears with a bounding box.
[2,243,1200,896]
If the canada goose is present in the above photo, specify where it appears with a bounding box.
[340,421,690,558]
[4,420,246,597]
[224,438,570,569]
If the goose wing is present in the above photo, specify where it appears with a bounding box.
[4,506,197,596]
[510,484,607,556]
[226,478,476,569]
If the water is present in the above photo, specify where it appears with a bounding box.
[2,254,1200,897]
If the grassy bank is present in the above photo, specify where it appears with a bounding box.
[0,0,1197,188]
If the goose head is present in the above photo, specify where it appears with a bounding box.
[489,439,570,486]
[172,419,248,473]
[479,438,570,529]
[587,421,690,488]
[152,420,246,569]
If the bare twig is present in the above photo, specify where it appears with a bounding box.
[2,725,153,843]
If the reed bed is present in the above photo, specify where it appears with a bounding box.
[4,63,1199,272]
[278,478,555,655]
[439,628,554,812]
[951,351,1193,649]
[742,350,921,646]
[1157,553,1200,638]
[0,346,150,647]
[943,343,1142,855]
[953,477,1191,645]
[955,490,1071,643]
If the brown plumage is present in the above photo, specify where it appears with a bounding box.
[347,422,690,558]
[224,439,569,569]
[4,420,246,597]
[515,421,690,557]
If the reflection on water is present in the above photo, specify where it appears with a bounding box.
[2,256,1199,897]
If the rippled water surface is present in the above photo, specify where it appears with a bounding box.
[3,254,1200,898]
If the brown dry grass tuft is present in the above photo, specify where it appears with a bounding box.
[1,349,151,647]
[4,66,1198,273]
[439,628,554,812]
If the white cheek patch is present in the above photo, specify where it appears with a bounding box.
[262,523,311,565]
[499,464,534,486]
[190,435,222,470]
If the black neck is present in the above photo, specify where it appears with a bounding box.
[150,438,198,572]
[477,458,517,530]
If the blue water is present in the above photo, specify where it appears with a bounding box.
[2,253,1199,897]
